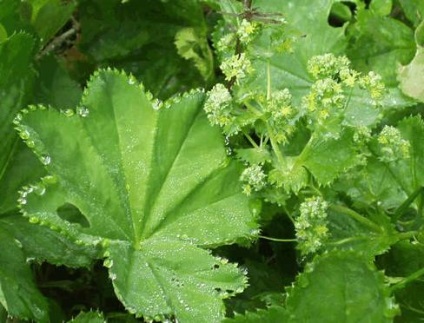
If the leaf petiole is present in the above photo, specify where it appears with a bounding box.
[330,205,382,233]
[393,186,424,222]
[389,267,424,292]
[259,235,296,242]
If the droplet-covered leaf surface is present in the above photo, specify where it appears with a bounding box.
[18,70,257,322]
[286,251,397,322]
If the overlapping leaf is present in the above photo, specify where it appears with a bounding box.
[0,226,49,322]
[17,69,258,322]
[78,0,212,98]
[0,32,51,321]
[286,251,398,322]
[339,116,424,211]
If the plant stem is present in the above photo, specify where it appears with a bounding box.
[390,267,424,292]
[393,186,424,222]
[259,235,296,242]
[328,236,370,246]
[266,60,272,100]
[243,131,259,148]
[397,231,420,240]
[330,204,382,233]
[267,124,284,163]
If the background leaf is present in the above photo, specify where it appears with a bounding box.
[77,0,212,99]
[285,251,398,322]
[0,226,49,322]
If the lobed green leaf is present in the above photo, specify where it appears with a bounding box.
[17,69,258,322]
[286,251,398,322]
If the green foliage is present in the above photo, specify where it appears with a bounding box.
[1,0,424,322]
[16,70,257,322]
[285,251,398,322]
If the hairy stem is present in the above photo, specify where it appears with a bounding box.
[390,267,424,292]
[330,204,382,233]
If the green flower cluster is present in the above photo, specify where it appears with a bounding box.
[220,53,254,82]
[237,19,258,44]
[377,126,410,162]
[240,164,267,196]
[208,9,389,204]
[302,53,385,138]
[204,83,234,127]
[259,89,295,144]
[295,196,330,255]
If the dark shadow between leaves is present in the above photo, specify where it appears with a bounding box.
[56,203,90,228]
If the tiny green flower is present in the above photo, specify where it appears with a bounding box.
[216,33,236,53]
[307,53,350,80]
[204,83,234,127]
[240,164,267,195]
[220,53,254,82]
[237,19,258,44]
[359,71,385,102]
[377,126,410,162]
[295,196,329,255]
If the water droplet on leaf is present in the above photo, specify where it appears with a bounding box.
[77,106,90,117]
[42,175,57,184]
[40,155,51,165]
[104,259,113,268]
[26,140,35,148]
[14,239,23,248]
[63,109,74,117]
[34,184,46,195]
[19,129,30,140]
[29,217,40,224]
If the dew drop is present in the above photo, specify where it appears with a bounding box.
[19,129,30,140]
[42,175,57,184]
[103,259,113,268]
[18,197,27,205]
[34,184,46,196]
[14,239,23,248]
[77,106,90,117]
[40,155,51,165]
[152,99,162,110]
[220,258,229,264]
[26,140,35,148]
[63,109,74,117]
[101,239,110,248]
[14,113,23,123]
[26,257,35,263]
[29,217,40,224]
[250,229,260,236]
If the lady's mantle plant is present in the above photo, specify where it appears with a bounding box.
[1,0,424,322]
[15,70,258,322]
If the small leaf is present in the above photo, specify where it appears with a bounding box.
[236,147,272,165]
[0,215,99,268]
[398,45,424,102]
[18,69,258,322]
[301,131,360,185]
[175,27,213,81]
[286,251,399,322]
[69,310,105,323]
[0,226,49,322]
